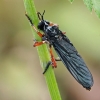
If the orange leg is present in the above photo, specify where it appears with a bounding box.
[32,25,43,37]
[25,13,43,37]
[43,45,58,74]
[25,13,46,47]
[49,45,57,68]
[33,40,45,47]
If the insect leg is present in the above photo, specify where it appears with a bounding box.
[43,61,52,74]
[25,13,43,37]
[33,39,46,47]
[43,45,57,74]
[49,44,57,68]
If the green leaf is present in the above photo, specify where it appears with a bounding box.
[83,0,93,11]
[83,0,100,18]
[23,0,62,100]
[92,0,100,18]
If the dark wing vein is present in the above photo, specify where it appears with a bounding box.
[52,36,93,89]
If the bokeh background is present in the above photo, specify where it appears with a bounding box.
[0,0,100,100]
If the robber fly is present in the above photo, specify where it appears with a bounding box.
[25,10,93,90]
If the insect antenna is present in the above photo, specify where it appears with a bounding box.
[41,10,45,20]
[37,12,42,20]
[37,10,45,21]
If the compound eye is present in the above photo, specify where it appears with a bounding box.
[37,21,45,30]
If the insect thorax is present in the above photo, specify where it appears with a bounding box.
[45,26,60,37]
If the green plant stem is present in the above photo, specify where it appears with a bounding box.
[23,0,62,100]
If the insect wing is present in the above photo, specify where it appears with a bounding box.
[53,35,93,90]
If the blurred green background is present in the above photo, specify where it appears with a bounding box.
[0,0,100,100]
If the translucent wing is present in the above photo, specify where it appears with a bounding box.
[53,35,93,90]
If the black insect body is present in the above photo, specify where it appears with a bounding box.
[25,11,93,90]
